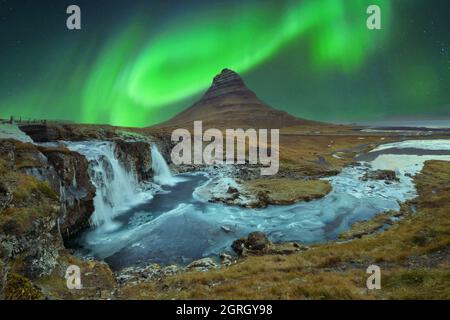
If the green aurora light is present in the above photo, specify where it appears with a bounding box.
[1,0,448,127]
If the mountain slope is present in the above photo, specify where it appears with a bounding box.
[155,68,320,129]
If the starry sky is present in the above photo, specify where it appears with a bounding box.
[0,0,449,127]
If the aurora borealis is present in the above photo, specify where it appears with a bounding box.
[0,0,449,127]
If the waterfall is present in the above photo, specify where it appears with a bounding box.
[151,144,178,186]
[66,141,139,228]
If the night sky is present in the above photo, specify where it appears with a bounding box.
[0,0,449,127]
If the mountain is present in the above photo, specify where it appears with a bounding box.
[154,68,320,129]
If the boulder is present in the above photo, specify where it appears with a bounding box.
[232,231,271,256]
[247,231,270,250]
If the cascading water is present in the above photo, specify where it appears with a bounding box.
[66,141,141,229]
[71,139,450,270]
[151,144,178,186]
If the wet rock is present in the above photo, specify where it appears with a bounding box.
[187,258,218,271]
[362,170,399,182]
[114,140,153,182]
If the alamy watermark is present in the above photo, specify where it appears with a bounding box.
[65,265,82,289]
[66,5,81,30]
[171,121,279,175]
[66,4,381,31]
[367,4,382,30]
[366,265,381,290]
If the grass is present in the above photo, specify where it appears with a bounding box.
[243,178,331,205]
[0,171,58,236]
[3,273,44,300]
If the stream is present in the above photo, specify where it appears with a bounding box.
[67,139,450,270]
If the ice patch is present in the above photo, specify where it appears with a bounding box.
[371,139,450,152]
[0,123,33,142]
[370,154,450,175]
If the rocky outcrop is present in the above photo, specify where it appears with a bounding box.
[0,140,95,239]
[114,140,153,182]
[0,140,117,299]
[0,158,63,294]
[39,147,96,238]
[18,124,50,142]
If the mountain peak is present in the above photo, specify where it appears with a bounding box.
[155,69,320,129]
[203,68,255,101]
[212,68,243,86]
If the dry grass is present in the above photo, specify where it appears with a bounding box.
[243,178,331,204]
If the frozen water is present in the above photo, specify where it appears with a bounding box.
[71,139,450,270]
[0,123,33,142]
[371,139,450,152]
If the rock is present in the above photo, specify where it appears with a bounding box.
[247,232,270,250]
[231,238,247,256]
[227,187,239,194]
[187,258,218,271]
[113,140,153,182]
[115,263,185,285]
[163,265,181,276]
[362,170,399,182]
[38,146,96,238]
[0,165,63,282]
[219,252,234,266]
[0,140,96,239]
[232,231,271,256]
[18,124,50,142]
